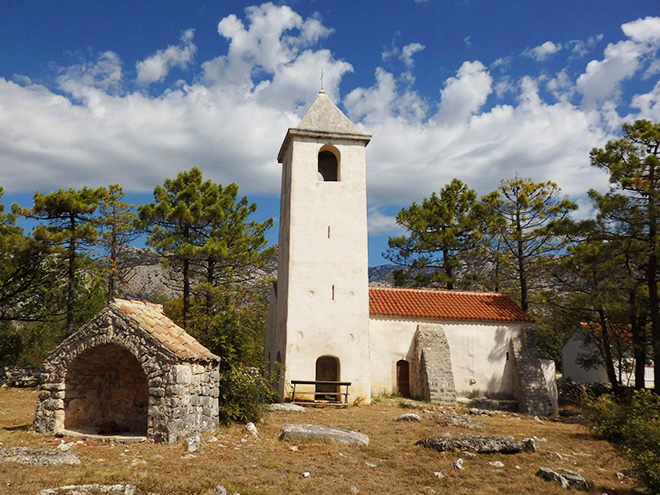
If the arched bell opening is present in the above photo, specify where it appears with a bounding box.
[315,355,340,401]
[396,359,411,398]
[317,146,340,182]
[64,344,148,436]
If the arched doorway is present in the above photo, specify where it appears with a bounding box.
[64,344,148,435]
[315,356,340,401]
[396,359,410,397]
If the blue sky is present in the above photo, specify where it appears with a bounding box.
[1,1,659,265]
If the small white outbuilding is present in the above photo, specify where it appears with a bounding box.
[264,91,557,415]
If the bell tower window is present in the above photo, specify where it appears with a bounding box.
[317,147,339,182]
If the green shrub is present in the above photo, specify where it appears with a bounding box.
[585,390,660,493]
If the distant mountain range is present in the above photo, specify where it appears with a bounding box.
[104,247,397,302]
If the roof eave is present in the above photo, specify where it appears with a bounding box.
[277,128,372,163]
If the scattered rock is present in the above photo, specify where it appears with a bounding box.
[181,453,197,459]
[433,471,445,479]
[416,436,536,454]
[208,436,219,443]
[536,467,589,490]
[266,403,306,413]
[365,462,376,467]
[186,435,200,453]
[301,472,310,478]
[56,442,70,452]
[462,451,476,457]
[0,447,80,466]
[453,458,464,470]
[396,413,422,422]
[350,486,359,493]
[534,416,543,423]
[245,422,259,439]
[435,413,483,429]
[35,484,135,495]
[279,424,369,447]
[488,461,504,468]
[289,445,298,451]
[214,486,227,495]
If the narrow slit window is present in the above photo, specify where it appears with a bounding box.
[327,226,331,239]
[332,285,335,300]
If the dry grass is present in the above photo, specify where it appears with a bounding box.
[0,388,640,495]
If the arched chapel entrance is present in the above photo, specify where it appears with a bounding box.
[64,344,148,435]
[315,355,340,401]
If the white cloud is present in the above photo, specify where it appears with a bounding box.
[400,42,425,68]
[464,36,472,49]
[435,61,492,126]
[576,39,646,108]
[522,41,562,61]
[546,69,574,102]
[0,3,654,239]
[136,29,196,85]
[567,34,603,58]
[629,80,660,121]
[621,16,660,45]
[368,207,405,235]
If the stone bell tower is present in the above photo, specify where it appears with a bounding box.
[265,91,372,403]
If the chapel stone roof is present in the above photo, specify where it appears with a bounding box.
[112,298,219,361]
[368,287,534,323]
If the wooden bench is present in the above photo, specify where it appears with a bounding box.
[290,380,352,405]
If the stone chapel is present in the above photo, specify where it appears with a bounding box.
[264,91,557,416]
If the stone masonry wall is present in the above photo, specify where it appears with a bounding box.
[411,324,457,404]
[0,366,46,388]
[34,306,219,443]
[510,326,557,416]
[162,364,219,442]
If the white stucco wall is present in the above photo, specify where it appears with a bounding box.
[269,135,372,403]
[369,316,526,399]
[561,330,609,383]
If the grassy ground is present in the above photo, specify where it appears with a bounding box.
[0,388,640,495]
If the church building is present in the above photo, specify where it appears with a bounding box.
[264,91,557,416]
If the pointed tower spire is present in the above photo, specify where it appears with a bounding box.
[278,91,371,162]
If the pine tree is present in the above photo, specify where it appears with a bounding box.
[590,120,660,393]
[14,187,106,335]
[482,176,576,312]
[385,179,483,289]
[98,185,140,302]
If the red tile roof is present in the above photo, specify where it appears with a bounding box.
[369,287,533,322]
[112,298,219,361]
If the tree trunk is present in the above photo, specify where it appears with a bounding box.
[443,249,454,290]
[599,308,622,395]
[206,258,214,314]
[66,215,76,336]
[183,257,190,328]
[648,161,660,395]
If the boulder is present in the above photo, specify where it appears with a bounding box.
[396,413,422,422]
[416,435,535,454]
[536,467,589,490]
[0,447,80,466]
[266,403,306,413]
[434,413,484,429]
[279,424,369,447]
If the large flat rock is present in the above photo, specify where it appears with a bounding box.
[279,424,369,446]
[416,435,535,454]
[0,446,81,465]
